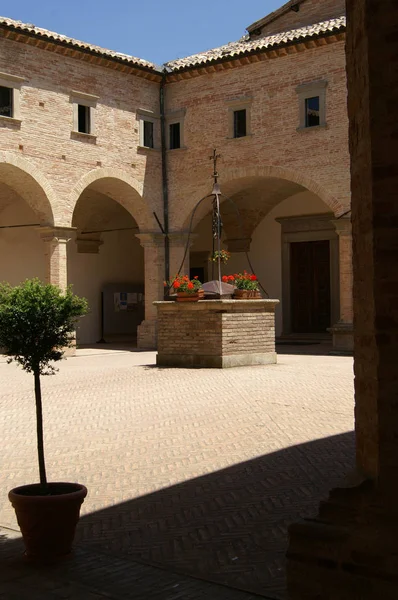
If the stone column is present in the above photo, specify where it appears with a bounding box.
[287,1,398,597]
[135,232,165,349]
[38,226,75,355]
[38,227,75,292]
[329,218,354,353]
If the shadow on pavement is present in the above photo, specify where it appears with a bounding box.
[1,432,355,600]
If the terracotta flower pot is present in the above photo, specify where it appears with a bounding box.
[9,482,87,561]
[176,290,203,302]
[234,289,261,299]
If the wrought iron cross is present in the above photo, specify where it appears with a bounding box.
[210,148,221,185]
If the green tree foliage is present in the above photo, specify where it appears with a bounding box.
[0,279,88,374]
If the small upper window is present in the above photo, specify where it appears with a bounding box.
[233,109,247,138]
[169,122,181,149]
[305,96,320,128]
[296,80,327,130]
[143,120,154,148]
[78,104,91,134]
[0,86,13,118]
[70,90,99,138]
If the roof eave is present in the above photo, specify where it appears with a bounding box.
[0,21,163,78]
[167,24,346,75]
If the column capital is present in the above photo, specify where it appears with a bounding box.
[331,217,352,236]
[37,226,76,244]
[135,232,164,248]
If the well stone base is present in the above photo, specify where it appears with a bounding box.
[154,299,279,369]
[157,351,277,369]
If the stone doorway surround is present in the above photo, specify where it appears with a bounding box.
[276,213,339,337]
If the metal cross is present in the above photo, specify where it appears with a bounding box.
[210,148,221,184]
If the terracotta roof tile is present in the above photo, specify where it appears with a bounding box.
[0,16,161,72]
[0,15,346,75]
[165,16,346,71]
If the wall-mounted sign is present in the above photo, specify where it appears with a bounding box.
[114,291,143,312]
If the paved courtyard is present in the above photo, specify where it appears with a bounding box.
[0,345,354,599]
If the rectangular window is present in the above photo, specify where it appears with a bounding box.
[0,86,13,117]
[233,109,247,138]
[169,122,181,149]
[143,120,154,148]
[77,104,91,134]
[305,96,320,127]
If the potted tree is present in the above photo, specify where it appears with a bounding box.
[0,278,88,561]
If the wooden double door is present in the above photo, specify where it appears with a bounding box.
[290,240,331,333]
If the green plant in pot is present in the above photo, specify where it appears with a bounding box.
[0,279,88,561]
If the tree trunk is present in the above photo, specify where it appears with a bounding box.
[34,369,48,494]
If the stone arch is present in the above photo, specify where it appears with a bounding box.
[0,151,55,225]
[180,164,347,231]
[68,168,156,231]
[221,165,347,216]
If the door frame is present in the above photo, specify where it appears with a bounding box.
[276,213,340,336]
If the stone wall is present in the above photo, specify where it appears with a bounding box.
[165,39,350,233]
[0,34,162,229]
[0,10,352,349]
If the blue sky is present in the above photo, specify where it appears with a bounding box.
[3,1,283,65]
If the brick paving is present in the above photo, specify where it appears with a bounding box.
[0,345,354,599]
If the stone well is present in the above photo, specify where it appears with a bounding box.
[155,299,279,368]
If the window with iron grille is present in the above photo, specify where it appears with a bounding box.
[233,109,247,138]
[0,86,13,118]
[305,96,320,128]
[169,122,181,149]
[143,120,154,148]
[77,104,91,134]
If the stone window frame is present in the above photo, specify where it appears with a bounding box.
[70,90,99,140]
[276,213,340,336]
[296,80,328,131]
[166,108,186,150]
[225,96,253,139]
[137,108,160,150]
[0,71,25,124]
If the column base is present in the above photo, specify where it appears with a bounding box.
[137,320,157,350]
[287,480,398,599]
[328,322,354,354]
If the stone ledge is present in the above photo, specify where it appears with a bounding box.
[154,299,279,312]
[156,352,277,369]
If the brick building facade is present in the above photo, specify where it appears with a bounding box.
[0,0,351,350]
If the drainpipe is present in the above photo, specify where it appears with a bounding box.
[160,70,170,283]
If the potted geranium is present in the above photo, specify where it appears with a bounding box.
[166,274,203,302]
[222,271,261,299]
[0,279,88,561]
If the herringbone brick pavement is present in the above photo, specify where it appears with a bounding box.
[0,527,264,600]
[0,346,354,598]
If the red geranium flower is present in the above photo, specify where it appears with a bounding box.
[187,282,194,289]
[222,275,228,282]
[173,281,181,289]
[228,275,235,282]
[250,274,257,281]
